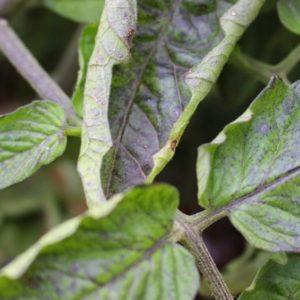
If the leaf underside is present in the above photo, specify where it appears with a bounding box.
[0,101,67,190]
[197,78,300,252]
[0,185,199,300]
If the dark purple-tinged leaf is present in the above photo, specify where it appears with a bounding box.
[76,0,265,206]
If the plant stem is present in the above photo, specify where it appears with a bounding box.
[231,50,272,84]
[176,213,233,300]
[231,44,300,84]
[275,43,300,75]
[189,209,228,232]
[65,126,82,137]
[0,18,80,126]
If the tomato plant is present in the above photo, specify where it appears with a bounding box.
[0,0,299,299]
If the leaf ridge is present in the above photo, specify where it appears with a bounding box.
[78,0,138,209]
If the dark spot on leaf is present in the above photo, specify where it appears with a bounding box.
[171,140,178,151]
[125,28,135,45]
[259,123,270,134]
[70,263,80,273]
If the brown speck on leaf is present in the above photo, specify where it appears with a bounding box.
[171,140,178,151]
[126,28,135,44]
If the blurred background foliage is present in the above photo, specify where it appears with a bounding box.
[0,0,299,298]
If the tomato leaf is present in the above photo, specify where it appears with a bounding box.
[43,0,104,23]
[76,0,265,207]
[0,101,67,190]
[0,185,199,300]
[240,254,300,299]
[197,78,300,251]
[277,0,300,35]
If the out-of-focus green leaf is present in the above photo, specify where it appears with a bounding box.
[43,0,104,23]
[72,24,97,117]
[0,101,67,190]
[277,0,300,35]
[0,221,42,266]
[240,254,300,299]
[0,172,63,265]
[197,78,300,251]
[0,185,199,300]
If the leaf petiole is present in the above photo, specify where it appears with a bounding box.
[64,126,82,137]
[231,44,300,84]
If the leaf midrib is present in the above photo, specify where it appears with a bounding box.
[41,236,168,296]
[197,165,300,228]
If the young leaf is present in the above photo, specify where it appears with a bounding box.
[240,254,300,299]
[197,78,300,252]
[277,0,300,35]
[0,185,199,300]
[72,23,98,117]
[77,0,265,205]
[43,0,104,23]
[0,101,67,190]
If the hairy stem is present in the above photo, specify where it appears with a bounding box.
[176,214,233,300]
[189,210,228,232]
[0,18,80,125]
[231,44,300,84]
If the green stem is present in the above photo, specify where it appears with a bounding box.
[231,44,300,84]
[231,50,272,84]
[189,210,228,232]
[65,126,82,137]
[275,43,300,75]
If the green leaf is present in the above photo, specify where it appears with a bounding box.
[0,185,199,299]
[43,0,104,23]
[197,78,300,251]
[0,101,67,190]
[72,23,98,118]
[277,0,300,35]
[240,254,300,299]
[77,0,265,207]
